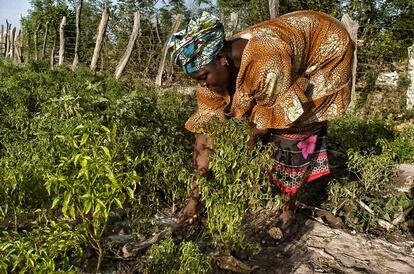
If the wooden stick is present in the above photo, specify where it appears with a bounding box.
[268,0,279,19]
[155,14,183,86]
[341,14,359,110]
[58,16,66,66]
[72,0,83,70]
[42,21,49,59]
[9,27,16,59]
[115,11,140,79]
[90,6,109,72]
[34,23,40,61]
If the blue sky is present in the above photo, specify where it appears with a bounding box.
[0,0,31,31]
[0,0,212,32]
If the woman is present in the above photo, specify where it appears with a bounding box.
[169,10,354,238]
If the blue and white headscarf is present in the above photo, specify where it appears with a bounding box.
[168,12,225,74]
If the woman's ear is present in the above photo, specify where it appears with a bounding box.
[216,52,229,67]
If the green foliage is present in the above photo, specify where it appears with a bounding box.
[329,113,395,153]
[325,109,414,232]
[326,178,412,232]
[146,237,212,274]
[44,122,141,269]
[347,149,397,193]
[201,119,281,251]
[0,60,196,271]
[0,221,85,273]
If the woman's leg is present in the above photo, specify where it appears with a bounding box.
[280,193,297,228]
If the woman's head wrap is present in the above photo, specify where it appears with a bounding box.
[168,12,224,74]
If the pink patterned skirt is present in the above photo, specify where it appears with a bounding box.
[267,123,331,195]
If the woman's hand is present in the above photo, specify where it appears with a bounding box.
[177,134,210,225]
[247,123,269,148]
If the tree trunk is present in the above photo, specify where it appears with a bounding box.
[50,33,57,69]
[34,23,40,61]
[407,44,414,110]
[115,11,140,79]
[90,6,110,72]
[9,27,16,59]
[58,16,66,66]
[155,14,183,86]
[225,12,239,39]
[268,0,279,19]
[341,14,359,111]
[249,218,414,273]
[42,21,49,59]
[72,0,83,70]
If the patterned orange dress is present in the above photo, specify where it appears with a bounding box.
[185,11,354,194]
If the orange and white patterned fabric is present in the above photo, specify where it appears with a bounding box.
[185,11,354,132]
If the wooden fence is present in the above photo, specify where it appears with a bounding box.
[0,0,366,110]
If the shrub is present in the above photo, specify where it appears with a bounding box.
[0,221,85,273]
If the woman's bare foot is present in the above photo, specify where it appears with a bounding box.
[263,194,298,244]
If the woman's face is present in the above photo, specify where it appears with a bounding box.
[188,54,232,94]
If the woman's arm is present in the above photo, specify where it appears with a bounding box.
[192,133,210,176]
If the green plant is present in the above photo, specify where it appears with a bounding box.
[0,221,85,273]
[347,149,397,193]
[145,238,212,274]
[201,119,281,251]
[44,122,140,272]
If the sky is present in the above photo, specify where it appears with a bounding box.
[0,0,212,32]
[0,0,31,31]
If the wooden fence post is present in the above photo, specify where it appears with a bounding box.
[58,16,66,66]
[42,21,49,59]
[19,16,24,63]
[72,0,83,70]
[0,25,3,54]
[269,0,279,19]
[115,11,140,79]
[14,29,21,62]
[34,23,40,61]
[225,12,239,39]
[156,14,183,86]
[8,27,16,59]
[90,6,109,72]
[50,32,57,69]
[341,13,359,110]
[4,21,11,56]
[407,45,414,110]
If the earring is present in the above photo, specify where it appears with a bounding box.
[224,60,229,66]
